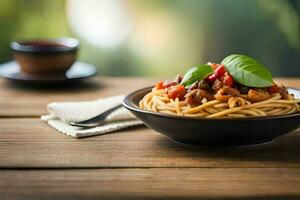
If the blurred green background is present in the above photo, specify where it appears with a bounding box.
[0,0,299,76]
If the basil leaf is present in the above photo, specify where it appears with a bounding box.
[222,54,273,87]
[181,64,213,87]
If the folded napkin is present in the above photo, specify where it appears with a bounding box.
[41,95,143,138]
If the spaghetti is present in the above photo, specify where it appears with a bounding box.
[139,88,300,118]
[139,60,300,118]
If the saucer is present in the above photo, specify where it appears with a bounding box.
[0,61,96,85]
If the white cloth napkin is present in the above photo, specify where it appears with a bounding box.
[41,95,143,138]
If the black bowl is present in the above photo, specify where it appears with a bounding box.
[123,87,300,146]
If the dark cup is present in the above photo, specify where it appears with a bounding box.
[10,38,79,75]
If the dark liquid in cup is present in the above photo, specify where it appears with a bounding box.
[20,41,68,49]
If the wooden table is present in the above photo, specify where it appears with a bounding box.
[0,77,300,200]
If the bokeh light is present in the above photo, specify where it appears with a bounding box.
[66,0,132,48]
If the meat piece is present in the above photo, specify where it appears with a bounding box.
[212,79,224,91]
[185,89,215,106]
[198,80,211,91]
[215,86,240,102]
[246,89,270,102]
[187,80,199,92]
[278,86,294,100]
[187,80,211,93]
[175,74,183,83]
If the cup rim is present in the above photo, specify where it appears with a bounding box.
[10,37,79,54]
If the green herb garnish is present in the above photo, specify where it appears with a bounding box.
[222,54,273,87]
[181,64,214,87]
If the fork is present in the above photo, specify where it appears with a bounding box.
[69,104,122,128]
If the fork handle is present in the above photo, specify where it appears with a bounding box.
[69,104,123,128]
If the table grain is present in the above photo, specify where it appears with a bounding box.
[0,77,300,200]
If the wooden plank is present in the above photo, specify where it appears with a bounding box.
[0,118,156,141]
[0,77,299,117]
[0,118,299,168]
[0,168,300,199]
[0,77,158,117]
[1,118,299,140]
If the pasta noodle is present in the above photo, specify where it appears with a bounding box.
[140,58,300,118]
[139,88,300,118]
